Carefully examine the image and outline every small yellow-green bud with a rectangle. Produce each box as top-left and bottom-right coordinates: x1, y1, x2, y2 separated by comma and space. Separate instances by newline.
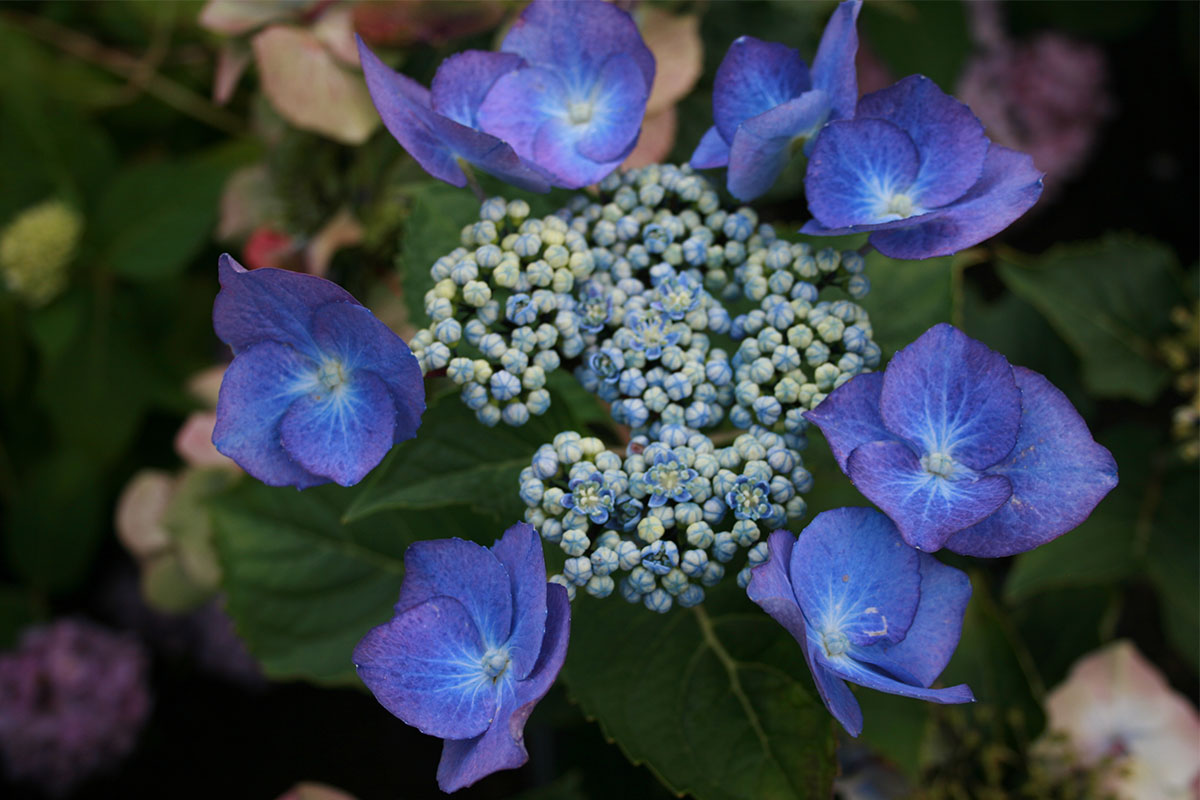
0, 200, 83, 307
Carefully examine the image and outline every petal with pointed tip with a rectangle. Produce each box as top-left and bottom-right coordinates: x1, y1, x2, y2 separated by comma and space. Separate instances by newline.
819, 652, 975, 705
945, 367, 1119, 557
804, 372, 893, 471
810, 0, 862, 122
847, 440, 1012, 552
712, 36, 810, 143
353, 595, 495, 740
690, 126, 730, 169
880, 323, 1021, 469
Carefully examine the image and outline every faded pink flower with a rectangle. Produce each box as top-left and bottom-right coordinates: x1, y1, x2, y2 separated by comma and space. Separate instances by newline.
1037, 640, 1200, 800
275, 782, 358, 800
624, 8, 703, 168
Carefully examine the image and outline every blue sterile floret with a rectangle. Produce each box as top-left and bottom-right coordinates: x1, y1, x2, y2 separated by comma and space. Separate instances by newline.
354, 523, 570, 791
748, 507, 975, 736
691, 0, 863, 200
561, 472, 617, 525
211, 255, 425, 489
805, 323, 1118, 556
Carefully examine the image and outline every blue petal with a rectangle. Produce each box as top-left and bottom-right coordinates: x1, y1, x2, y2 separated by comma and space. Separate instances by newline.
309, 302, 425, 445
809, 660, 865, 738
477, 66, 566, 161
851, 552, 970, 687
846, 441, 1012, 552
817, 651, 974, 705
689, 126, 730, 169
278, 369, 396, 487
358, 36, 549, 193
431, 50, 525, 128
869, 145, 1045, 260
436, 583, 570, 792
727, 90, 830, 201
803, 372, 892, 472
500, 0, 654, 92
879, 323, 1022, 469
213, 254, 356, 355
576, 53, 648, 163
357, 36, 468, 188
212, 340, 323, 488
945, 367, 1119, 557
856, 75, 988, 209
789, 508, 921, 647
533, 116, 631, 189
810, 0, 862, 122
799, 207, 947, 239
353, 595, 496, 740
712, 36, 810, 144
489, 522, 548, 681
394, 538, 513, 650
804, 118, 921, 229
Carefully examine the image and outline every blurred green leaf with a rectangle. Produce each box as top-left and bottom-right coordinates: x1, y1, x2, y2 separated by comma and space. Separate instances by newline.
563, 585, 836, 800
210, 479, 501, 686
4, 449, 106, 593
397, 183, 482, 321
1010, 587, 1111, 689
996, 236, 1186, 402
858, 251, 956, 357
93, 143, 257, 282
855, 690, 930, 780
27, 289, 86, 364
1144, 464, 1200, 669
0, 584, 40, 648
860, 1, 970, 89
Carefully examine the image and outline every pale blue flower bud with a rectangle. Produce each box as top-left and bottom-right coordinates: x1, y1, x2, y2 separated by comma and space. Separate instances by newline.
643, 588, 672, 613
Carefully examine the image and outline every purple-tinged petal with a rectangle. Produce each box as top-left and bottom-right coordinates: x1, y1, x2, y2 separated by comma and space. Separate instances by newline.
532, 116, 632, 189
575, 53, 648, 163
804, 372, 893, 472
790, 508, 920, 646
945, 367, 1119, 557
212, 340, 324, 489
213, 254, 356, 355
809, 659, 864, 737
358, 37, 549, 192
818, 652, 974, 705
488, 523, 548, 681
712, 36, 810, 144
857, 75, 988, 208
477, 66, 567, 160
879, 323, 1022, 469
309, 302, 425, 444
852, 553, 971, 687
357, 36, 468, 188
846, 441, 1012, 552
437, 584, 569, 792
869, 145, 1044, 260
431, 50, 524, 128
501, 0, 654, 92
353, 595, 495, 740
690, 126, 730, 169
727, 90, 830, 201
278, 369, 396, 487
799, 207, 947, 238
804, 118, 921, 229
394, 539, 514, 648
810, 0, 862, 122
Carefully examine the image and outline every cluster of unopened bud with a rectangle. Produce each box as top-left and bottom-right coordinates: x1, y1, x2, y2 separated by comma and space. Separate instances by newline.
0, 200, 83, 307
518, 423, 812, 613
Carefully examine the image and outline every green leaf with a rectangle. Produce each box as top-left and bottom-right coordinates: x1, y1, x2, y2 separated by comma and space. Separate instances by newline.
210, 479, 502, 686
996, 235, 1186, 402
859, 251, 956, 357
397, 183, 482, 321
563, 585, 836, 800
92, 142, 258, 282
1144, 464, 1200, 669
860, 1, 970, 90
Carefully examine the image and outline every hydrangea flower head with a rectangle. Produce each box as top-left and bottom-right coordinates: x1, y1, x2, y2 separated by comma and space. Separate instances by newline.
690, 0, 862, 200
0, 619, 151, 795
212, 254, 425, 488
747, 507, 974, 736
356, 37, 551, 192
478, 0, 655, 188
805, 323, 1118, 555
801, 75, 1044, 259
354, 522, 570, 792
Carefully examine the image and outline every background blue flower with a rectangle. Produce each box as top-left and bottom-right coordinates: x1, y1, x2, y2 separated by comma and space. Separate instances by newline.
805, 323, 1118, 555
748, 508, 974, 736
354, 523, 570, 792
212, 254, 424, 488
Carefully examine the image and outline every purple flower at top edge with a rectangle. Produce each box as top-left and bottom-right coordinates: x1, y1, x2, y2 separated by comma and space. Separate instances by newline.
212, 254, 425, 489
356, 37, 551, 193
804, 323, 1118, 556
353, 522, 570, 793
800, 75, 1044, 259
477, 0, 655, 189
690, 0, 862, 201
748, 508, 974, 737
